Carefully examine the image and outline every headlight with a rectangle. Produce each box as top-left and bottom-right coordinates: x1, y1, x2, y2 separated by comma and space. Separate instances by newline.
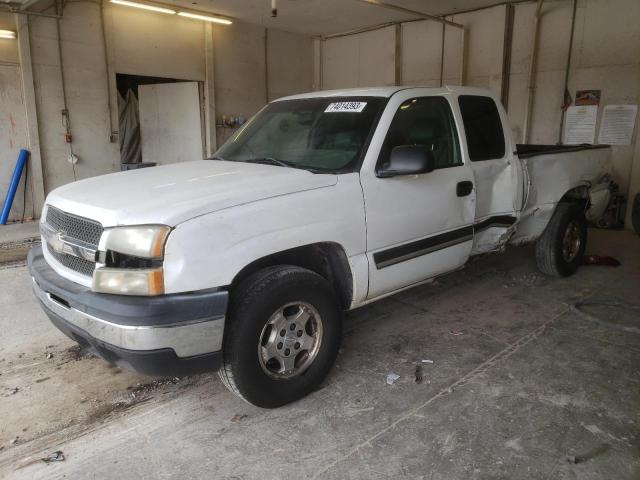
93, 225, 170, 295
93, 267, 164, 296
100, 225, 170, 259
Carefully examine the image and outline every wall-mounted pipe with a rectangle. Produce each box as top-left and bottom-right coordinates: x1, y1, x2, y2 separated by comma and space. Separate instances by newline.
500, 3, 515, 109
264, 27, 269, 102
459, 27, 466, 85
439, 21, 445, 87
99, 0, 116, 143
354, 0, 464, 29
394, 23, 402, 85
522, 0, 545, 144
0, 149, 29, 225
55, 0, 78, 180
319, 21, 396, 40
557, 0, 578, 144
318, 38, 324, 89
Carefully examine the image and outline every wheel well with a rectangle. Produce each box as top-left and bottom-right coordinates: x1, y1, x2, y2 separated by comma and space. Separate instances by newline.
230, 243, 353, 310
559, 185, 589, 209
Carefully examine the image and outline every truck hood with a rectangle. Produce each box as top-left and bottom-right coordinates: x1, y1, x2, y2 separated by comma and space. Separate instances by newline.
45, 160, 338, 227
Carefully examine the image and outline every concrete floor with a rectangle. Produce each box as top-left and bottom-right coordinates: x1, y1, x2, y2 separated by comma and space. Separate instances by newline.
0, 221, 40, 265
0, 229, 638, 479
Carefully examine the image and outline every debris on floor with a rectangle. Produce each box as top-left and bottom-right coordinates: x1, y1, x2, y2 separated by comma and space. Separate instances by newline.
421, 359, 434, 364
582, 255, 621, 267
386, 373, 400, 385
42, 451, 65, 463
126, 377, 183, 398
10, 436, 19, 445
449, 329, 465, 336
3, 386, 18, 396
65, 345, 94, 362
414, 365, 424, 384
231, 414, 248, 423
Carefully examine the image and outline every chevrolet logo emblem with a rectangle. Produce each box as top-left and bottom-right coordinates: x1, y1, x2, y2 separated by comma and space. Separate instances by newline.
40, 222, 98, 262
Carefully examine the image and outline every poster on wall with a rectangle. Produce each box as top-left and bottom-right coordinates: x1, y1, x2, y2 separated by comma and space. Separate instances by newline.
564, 105, 598, 145
597, 105, 638, 146
575, 90, 601, 106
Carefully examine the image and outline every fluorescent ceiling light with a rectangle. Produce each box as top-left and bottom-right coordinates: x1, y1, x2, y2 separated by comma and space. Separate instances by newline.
110, 0, 176, 14
177, 11, 232, 24
0, 29, 16, 40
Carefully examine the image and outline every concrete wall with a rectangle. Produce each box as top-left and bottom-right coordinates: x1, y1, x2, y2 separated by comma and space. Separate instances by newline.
0, 12, 31, 222
508, 0, 640, 226
0, 12, 18, 64
213, 24, 313, 146
0, 3, 313, 220
317, 0, 640, 228
213, 21, 267, 147
322, 26, 396, 89
267, 29, 313, 101
30, 3, 117, 194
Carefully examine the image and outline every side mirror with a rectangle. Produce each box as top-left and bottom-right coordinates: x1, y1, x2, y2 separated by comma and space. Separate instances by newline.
377, 145, 435, 178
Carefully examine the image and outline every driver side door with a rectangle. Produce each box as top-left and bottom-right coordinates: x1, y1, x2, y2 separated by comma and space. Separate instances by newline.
360, 92, 476, 299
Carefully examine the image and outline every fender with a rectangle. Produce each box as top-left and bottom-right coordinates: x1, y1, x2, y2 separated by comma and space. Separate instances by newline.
162, 173, 367, 294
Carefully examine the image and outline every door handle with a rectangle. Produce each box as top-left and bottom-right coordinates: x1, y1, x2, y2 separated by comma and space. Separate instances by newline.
456, 181, 473, 197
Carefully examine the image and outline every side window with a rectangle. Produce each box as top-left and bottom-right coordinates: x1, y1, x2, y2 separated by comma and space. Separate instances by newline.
458, 95, 505, 161
378, 96, 462, 170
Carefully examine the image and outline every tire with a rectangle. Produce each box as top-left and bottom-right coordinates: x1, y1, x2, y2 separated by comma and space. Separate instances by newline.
218, 265, 342, 408
535, 202, 587, 277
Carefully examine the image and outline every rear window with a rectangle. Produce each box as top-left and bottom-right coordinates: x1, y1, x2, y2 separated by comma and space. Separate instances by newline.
458, 95, 505, 161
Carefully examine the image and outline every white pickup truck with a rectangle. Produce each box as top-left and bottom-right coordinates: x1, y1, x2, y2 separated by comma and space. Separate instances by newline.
29, 86, 611, 407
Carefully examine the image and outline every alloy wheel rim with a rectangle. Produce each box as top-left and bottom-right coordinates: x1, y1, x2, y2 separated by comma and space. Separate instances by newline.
258, 302, 323, 379
562, 220, 582, 262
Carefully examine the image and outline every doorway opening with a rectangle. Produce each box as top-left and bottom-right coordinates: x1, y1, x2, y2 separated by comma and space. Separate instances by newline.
116, 73, 205, 169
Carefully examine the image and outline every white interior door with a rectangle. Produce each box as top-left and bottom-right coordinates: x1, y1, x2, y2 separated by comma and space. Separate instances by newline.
138, 82, 203, 165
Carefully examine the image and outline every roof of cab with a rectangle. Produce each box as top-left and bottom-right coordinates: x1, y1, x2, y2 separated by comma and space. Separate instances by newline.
275, 85, 494, 102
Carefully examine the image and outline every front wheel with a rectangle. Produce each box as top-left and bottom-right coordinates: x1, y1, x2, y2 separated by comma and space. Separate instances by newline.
535, 202, 587, 277
218, 265, 342, 408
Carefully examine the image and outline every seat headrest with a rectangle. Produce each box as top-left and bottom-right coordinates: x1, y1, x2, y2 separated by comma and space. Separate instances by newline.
407, 117, 441, 146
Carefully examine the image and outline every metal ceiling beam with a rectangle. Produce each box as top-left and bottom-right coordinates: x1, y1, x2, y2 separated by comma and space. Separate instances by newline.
354, 0, 464, 29
0, 4, 61, 18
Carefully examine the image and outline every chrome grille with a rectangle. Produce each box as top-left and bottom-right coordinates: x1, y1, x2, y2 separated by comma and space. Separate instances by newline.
46, 206, 103, 246
44, 206, 103, 277
48, 248, 97, 277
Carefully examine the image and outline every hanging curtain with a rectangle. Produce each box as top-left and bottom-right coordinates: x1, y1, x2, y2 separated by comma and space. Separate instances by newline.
118, 89, 142, 164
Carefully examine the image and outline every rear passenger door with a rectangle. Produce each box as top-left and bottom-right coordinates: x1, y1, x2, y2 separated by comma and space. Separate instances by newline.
360, 92, 476, 299
457, 94, 521, 254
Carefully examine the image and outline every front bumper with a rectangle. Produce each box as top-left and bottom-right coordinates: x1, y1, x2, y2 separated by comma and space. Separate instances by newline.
28, 245, 228, 376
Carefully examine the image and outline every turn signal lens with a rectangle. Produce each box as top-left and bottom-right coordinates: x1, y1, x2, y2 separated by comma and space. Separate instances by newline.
93, 267, 164, 296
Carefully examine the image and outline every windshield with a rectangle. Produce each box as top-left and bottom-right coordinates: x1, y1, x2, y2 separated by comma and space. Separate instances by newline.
215, 97, 386, 172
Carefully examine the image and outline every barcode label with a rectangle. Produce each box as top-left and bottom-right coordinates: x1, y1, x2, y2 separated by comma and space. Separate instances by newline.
324, 102, 367, 113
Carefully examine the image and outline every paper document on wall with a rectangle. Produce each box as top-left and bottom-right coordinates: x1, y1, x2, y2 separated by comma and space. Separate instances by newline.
597, 105, 638, 146
563, 105, 598, 145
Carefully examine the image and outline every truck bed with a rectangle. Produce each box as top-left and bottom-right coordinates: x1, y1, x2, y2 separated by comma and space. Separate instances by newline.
516, 144, 609, 159
509, 144, 611, 245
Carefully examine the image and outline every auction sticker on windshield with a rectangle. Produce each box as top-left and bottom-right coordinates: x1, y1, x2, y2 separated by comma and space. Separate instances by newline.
325, 102, 367, 113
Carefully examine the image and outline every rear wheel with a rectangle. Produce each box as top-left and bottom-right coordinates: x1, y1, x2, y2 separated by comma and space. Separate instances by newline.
219, 265, 342, 408
535, 203, 587, 277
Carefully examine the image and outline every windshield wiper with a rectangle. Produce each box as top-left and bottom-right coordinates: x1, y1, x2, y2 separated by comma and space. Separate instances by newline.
230, 156, 324, 174
244, 157, 296, 168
